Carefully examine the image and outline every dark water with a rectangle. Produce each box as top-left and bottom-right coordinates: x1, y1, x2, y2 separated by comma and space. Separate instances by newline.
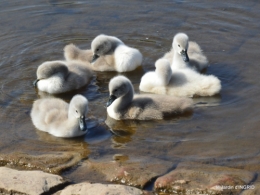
0, 0, 260, 188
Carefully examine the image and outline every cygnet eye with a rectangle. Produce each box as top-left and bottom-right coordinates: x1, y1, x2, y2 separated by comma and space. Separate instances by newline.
76, 110, 78, 113
178, 44, 180, 47
96, 48, 99, 52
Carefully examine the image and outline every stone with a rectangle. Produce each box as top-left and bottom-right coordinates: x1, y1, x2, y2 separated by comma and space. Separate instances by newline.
88, 156, 174, 189
154, 162, 255, 195
241, 181, 260, 195
0, 167, 68, 195
56, 182, 144, 195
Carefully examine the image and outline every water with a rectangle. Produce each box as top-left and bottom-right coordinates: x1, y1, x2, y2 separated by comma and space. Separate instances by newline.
0, 0, 260, 188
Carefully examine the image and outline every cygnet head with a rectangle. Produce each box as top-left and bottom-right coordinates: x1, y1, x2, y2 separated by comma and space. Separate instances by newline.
91, 34, 115, 63
106, 76, 133, 107
173, 33, 189, 62
33, 61, 68, 87
69, 95, 89, 131
155, 59, 172, 85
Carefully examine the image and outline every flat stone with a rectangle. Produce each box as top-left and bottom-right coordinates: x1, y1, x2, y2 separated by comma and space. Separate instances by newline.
154, 162, 255, 195
88, 155, 174, 189
241, 181, 260, 195
0, 167, 68, 195
56, 182, 144, 195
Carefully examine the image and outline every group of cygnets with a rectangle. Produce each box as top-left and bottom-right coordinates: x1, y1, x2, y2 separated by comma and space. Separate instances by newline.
30, 33, 221, 138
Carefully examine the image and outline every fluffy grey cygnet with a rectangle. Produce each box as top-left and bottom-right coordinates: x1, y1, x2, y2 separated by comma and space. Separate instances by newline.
162, 33, 208, 72
64, 34, 143, 72
106, 75, 193, 120
34, 60, 93, 94
139, 59, 221, 97
30, 95, 89, 138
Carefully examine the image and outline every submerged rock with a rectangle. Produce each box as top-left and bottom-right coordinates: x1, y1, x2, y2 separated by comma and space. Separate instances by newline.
0, 167, 68, 195
0, 139, 89, 174
88, 156, 174, 189
56, 182, 144, 195
154, 162, 255, 195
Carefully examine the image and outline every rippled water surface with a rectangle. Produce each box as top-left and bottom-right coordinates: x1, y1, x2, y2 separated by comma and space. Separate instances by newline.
0, 0, 260, 188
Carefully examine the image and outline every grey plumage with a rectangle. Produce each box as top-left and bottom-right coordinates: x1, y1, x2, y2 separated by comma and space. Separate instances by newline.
107, 76, 193, 120
34, 60, 93, 94
30, 95, 89, 138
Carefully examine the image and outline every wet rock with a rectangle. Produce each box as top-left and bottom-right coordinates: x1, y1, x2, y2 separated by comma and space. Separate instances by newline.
0, 167, 68, 195
55, 182, 144, 195
0, 151, 86, 174
88, 156, 174, 189
241, 181, 260, 195
154, 162, 255, 195
0, 139, 89, 174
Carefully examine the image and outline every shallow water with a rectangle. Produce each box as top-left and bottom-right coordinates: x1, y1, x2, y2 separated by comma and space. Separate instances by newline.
0, 0, 260, 189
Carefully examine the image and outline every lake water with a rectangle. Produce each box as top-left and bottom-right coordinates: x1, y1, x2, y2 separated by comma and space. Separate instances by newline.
0, 0, 260, 191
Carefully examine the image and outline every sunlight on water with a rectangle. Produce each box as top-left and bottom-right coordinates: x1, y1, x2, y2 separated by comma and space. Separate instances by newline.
0, 0, 260, 188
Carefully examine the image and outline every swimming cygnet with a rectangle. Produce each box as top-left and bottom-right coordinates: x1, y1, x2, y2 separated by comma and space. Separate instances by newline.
106, 75, 193, 120
162, 33, 208, 72
139, 59, 221, 97
64, 34, 143, 72
34, 60, 93, 94
30, 95, 89, 138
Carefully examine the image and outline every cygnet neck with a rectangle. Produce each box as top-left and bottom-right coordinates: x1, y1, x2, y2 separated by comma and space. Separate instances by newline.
115, 83, 134, 112
173, 49, 187, 69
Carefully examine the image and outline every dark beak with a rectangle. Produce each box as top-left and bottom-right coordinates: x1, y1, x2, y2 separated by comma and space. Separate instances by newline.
79, 116, 87, 131
33, 79, 40, 88
92, 54, 100, 63
180, 50, 189, 62
106, 95, 117, 107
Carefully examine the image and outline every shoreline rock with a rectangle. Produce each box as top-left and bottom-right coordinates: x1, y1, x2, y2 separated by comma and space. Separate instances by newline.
154, 162, 255, 195
0, 162, 258, 195
0, 167, 69, 195
54, 182, 144, 195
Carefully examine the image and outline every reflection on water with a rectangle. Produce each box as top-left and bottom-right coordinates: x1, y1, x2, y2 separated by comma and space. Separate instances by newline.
1, 0, 260, 187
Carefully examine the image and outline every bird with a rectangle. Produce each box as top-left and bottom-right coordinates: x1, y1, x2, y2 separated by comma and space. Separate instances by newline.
106, 75, 193, 120
30, 94, 89, 138
162, 32, 208, 72
33, 60, 93, 94
64, 34, 143, 72
139, 59, 221, 97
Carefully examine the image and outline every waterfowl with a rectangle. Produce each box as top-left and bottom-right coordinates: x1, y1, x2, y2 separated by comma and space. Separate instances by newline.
139, 59, 221, 97
106, 75, 193, 120
162, 33, 208, 72
30, 95, 89, 138
34, 60, 93, 94
64, 34, 143, 72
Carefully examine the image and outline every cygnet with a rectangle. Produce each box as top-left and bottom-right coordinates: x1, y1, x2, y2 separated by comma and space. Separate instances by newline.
30, 94, 89, 138
64, 34, 143, 72
106, 75, 193, 120
162, 32, 208, 72
34, 60, 93, 94
139, 59, 221, 97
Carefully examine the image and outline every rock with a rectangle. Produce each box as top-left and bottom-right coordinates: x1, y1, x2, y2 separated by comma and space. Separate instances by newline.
56, 182, 144, 195
154, 162, 255, 195
0, 135, 89, 175
0, 167, 68, 195
241, 181, 260, 195
88, 155, 174, 189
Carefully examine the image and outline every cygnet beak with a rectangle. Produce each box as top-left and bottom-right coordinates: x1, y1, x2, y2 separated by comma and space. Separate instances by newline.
92, 54, 100, 63
180, 50, 189, 62
79, 115, 87, 131
33, 79, 40, 88
106, 95, 117, 107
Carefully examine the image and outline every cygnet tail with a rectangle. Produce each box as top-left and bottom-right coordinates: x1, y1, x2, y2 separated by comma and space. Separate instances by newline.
139, 73, 167, 94
197, 75, 221, 96
115, 45, 142, 72
64, 44, 81, 61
